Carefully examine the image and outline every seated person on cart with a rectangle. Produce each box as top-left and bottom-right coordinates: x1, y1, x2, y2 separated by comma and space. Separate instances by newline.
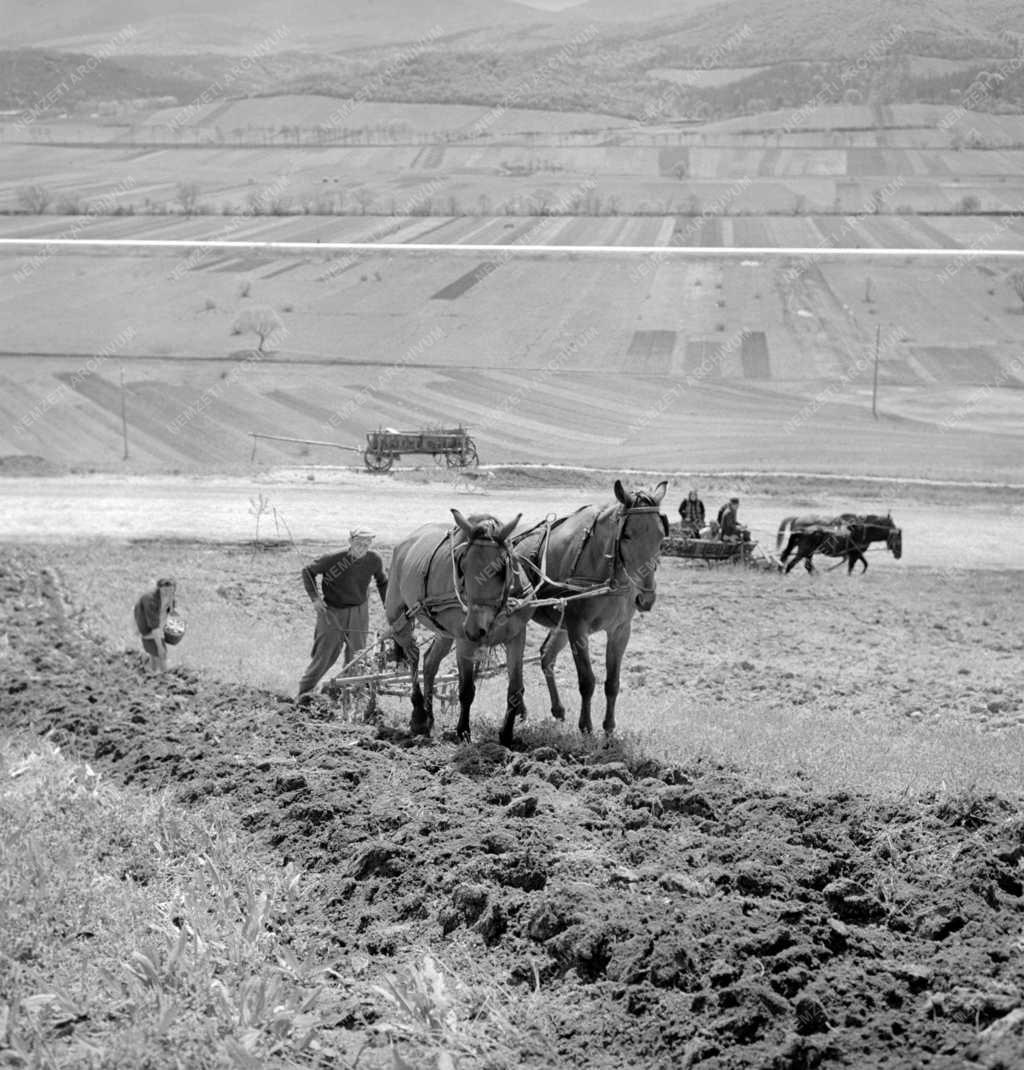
717, 497, 750, 542
678, 489, 706, 538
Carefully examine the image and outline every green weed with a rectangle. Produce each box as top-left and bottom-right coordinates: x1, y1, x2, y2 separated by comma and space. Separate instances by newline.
0, 735, 351, 1068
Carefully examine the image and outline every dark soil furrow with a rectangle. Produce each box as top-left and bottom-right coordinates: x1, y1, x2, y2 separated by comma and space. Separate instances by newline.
2, 547, 1022, 1069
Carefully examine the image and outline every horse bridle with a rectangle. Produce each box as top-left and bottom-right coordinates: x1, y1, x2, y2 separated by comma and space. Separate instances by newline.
608, 503, 668, 592
450, 530, 524, 613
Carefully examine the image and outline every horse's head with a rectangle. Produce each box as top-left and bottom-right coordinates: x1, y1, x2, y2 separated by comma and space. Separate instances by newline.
887, 525, 903, 559
613, 479, 669, 611
451, 509, 521, 641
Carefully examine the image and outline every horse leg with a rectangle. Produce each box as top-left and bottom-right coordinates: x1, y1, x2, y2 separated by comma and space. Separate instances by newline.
420, 635, 452, 737
601, 620, 631, 737
454, 640, 476, 742
393, 624, 427, 734
566, 620, 596, 735
540, 627, 569, 721
783, 542, 804, 574
498, 627, 528, 748
780, 534, 794, 564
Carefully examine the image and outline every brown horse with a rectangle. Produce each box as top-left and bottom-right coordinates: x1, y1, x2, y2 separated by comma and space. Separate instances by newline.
513, 480, 669, 737
385, 510, 534, 745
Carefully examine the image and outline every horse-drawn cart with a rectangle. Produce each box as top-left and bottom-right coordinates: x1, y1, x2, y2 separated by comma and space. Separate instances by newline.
661, 523, 780, 570
363, 426, 478, 473
661, 535, 756, 566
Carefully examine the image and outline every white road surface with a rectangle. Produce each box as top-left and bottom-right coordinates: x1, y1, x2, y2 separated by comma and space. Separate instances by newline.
0, 471, 1019, 571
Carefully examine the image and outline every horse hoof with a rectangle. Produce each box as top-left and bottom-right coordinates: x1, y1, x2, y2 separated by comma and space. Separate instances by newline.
410, 719, 432, 737
499, 732, 515, 748
551, 708, 565, 722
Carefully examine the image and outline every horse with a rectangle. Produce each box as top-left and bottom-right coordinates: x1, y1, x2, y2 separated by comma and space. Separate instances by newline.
777, 513, 903, 574
512, 480, 669, 737
385, 509, 534, 746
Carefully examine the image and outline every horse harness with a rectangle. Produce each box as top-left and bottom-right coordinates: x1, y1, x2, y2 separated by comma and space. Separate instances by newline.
515, 501, 666, 604
405, 526, 533, 632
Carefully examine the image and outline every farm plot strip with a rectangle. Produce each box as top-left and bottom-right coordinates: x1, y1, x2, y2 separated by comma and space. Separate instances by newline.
261, 260, 308, 279
54, 372, 228, 465
265, 388, 351, 428
627, 330, 677, 374
739, 331, 772, 380
910, 346, 1009, 385
431, 262, 499, 300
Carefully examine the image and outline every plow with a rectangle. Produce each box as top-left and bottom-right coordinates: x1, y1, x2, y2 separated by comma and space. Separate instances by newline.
318, 633, 541, 723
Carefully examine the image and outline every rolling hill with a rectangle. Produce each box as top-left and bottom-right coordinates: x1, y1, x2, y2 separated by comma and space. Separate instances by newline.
606, 0, 1024, 64
4, 0, 554, 51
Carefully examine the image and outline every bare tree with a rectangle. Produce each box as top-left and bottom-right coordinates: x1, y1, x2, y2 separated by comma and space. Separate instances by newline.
352, 187, 375, 215
232, 306, 284, 352
176, 182, 201, 216
1008, 269, 1024, 310
16, 184, 51, 214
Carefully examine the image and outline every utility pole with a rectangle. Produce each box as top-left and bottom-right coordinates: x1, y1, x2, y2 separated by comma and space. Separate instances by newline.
120, 366, 130, 460
871, 324, 881, 421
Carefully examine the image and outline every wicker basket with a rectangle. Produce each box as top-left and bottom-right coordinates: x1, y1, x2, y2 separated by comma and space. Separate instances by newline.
163, 612, 186, 646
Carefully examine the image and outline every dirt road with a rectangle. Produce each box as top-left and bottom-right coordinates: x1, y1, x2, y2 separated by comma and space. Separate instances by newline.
0, 469, 1020, 570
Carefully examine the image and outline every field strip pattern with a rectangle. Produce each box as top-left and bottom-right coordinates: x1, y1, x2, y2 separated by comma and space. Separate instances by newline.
6, 237, 1024, 259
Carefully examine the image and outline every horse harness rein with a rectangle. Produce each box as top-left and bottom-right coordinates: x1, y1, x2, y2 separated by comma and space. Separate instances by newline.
515, 502, 664, 610
405, 503, 666, 630
406, 527, 533, 631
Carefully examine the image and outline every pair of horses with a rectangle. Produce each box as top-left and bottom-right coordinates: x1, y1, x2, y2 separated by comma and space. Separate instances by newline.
385, 480, 669, 747
776, 513, 903, 574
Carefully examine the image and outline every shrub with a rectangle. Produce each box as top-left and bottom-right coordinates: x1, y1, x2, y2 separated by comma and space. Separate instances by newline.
1007, 269, 1024, 309
16, 184, 51, 214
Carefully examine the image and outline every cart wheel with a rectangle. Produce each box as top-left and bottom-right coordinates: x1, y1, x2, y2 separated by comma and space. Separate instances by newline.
446, 439, 479, 468
364, 449, 394, 473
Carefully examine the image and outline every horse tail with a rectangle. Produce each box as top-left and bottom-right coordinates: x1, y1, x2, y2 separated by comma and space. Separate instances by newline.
777, 517, 795, 552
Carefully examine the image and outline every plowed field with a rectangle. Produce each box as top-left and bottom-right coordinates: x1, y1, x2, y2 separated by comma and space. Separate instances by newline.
3, 537, 1023, 1068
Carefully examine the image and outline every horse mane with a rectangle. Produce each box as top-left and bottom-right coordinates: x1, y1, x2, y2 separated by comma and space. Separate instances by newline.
838, 512, 895, 528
